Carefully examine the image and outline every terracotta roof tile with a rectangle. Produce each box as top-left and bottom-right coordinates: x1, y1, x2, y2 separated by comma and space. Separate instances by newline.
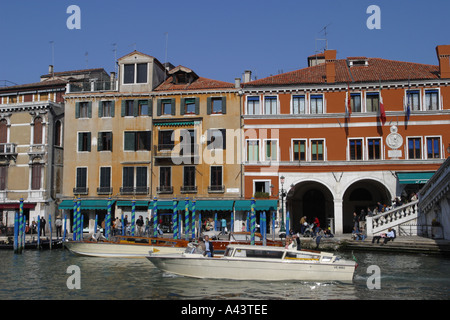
155, 76, 234, 91
244, 58, 440, 87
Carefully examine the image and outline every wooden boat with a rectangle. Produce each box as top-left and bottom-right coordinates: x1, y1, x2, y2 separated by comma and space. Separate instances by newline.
64, 232, 284, 258
64, 235, 188, 258
146, 244, 357, 282
0, 238, 63, 250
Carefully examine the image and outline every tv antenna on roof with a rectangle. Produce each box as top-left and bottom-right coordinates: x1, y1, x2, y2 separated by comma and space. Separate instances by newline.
315, 23, 331, 56
112, 43, 117, 74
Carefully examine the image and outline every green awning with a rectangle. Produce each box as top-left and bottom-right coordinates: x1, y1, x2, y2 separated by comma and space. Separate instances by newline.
154, 121, 195, 127
195, 200, 234, 211
397, 172, 435, 184
152, 200, 174, 210
117, 201, 149, 207
234, 200, 278, 211
58, 199, 115, 210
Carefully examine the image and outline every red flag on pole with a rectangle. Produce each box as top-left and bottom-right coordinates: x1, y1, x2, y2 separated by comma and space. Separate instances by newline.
379, 94, 386, 125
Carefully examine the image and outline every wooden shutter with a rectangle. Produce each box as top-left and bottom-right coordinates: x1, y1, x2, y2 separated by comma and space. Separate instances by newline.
75, 102, 80, 119
222, 97, 227, 114
171, 98, 176, 116
207, 97, 212, 115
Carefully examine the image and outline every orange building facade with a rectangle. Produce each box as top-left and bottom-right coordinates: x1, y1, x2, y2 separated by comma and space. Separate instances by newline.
241, 46, 450, 234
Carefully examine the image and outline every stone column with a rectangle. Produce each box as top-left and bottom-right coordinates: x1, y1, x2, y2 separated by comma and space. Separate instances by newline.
334, 198, 343, 235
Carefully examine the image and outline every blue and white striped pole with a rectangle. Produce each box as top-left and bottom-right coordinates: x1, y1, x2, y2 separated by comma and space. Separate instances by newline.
106, 197, 112, 239
121, 213, 124, 236
173, 198, 178, 239
81, 214, 84, 241
72, 198, 77, 240
18, 210, 23, 253
63, 214, 67, 242
272, 211, 276, 241
77, 197, 81, 240
131, 200, 136, 236
251, 198, 255, 245
13, 212, 18, 253
191, 200, 196, 239
49, 214, 52, 250
20, 198, 24, 252
153, 197, 158, 238
184, 197, 189, 241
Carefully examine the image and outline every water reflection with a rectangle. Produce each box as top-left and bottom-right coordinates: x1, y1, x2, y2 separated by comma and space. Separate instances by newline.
1, 249, 449, 300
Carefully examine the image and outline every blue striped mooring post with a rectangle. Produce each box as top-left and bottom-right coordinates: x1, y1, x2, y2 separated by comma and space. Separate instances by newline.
184, 197, 189, 240
251, 197, 256, 245
153, 197, 158, 238
72, 198, 77, 240
13, 212, 19, 253
131, 200, 136, 236
106, 197, 112, 239
191, 200, 196, 239
173, 198, 178, 240
49, 214, 52, 250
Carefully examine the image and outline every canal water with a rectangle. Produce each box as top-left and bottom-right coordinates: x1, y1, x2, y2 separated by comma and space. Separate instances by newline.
0, 248, 449, 300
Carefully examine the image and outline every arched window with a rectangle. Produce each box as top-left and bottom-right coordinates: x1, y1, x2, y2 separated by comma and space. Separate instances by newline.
33, 117, 43, 145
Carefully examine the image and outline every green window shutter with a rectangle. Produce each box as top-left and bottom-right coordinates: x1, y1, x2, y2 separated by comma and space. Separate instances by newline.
86, 132, 91, 152
77, 133, 82, 151
88, 102, 92, 118
121, 100, 126, 117
98, 101, 103, 118
148, 99, 152, 117
97, 132, 103, 151
207, 97, 212, 115
111, 101, 115, 117
133, 100, 139, 117
222, 97, 227, 114
75, 102, 80, 119
157, 99, 162, 116
171, 98, 176, 116
195, 97, 200, 115
180, 98, 185, 115
124, 132, 135, 151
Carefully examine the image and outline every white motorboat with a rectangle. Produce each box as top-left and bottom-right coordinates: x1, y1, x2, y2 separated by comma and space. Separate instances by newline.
64, 235, 187, 258
146, 244, 357, 282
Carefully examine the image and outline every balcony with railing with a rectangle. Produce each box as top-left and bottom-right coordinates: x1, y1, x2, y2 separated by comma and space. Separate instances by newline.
67, 80, 117, 93
208, 185, 225, 193
73, 187, 89, 195
180, 185, 198, 194
97, 186, 113, 195
0, 143, 17, 157
157, 186, 173, 194
120, 186, 149, 195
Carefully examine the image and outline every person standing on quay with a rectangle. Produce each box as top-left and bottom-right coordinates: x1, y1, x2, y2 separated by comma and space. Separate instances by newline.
55, 216, 62, 238
40, 216, 46, 236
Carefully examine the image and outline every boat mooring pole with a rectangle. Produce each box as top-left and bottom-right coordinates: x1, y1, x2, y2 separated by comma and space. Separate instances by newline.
13, 212, 19, 253
63, 214, 67, 242
153, 197, 158, 238
191, 200, 196, 239
184, 197, 189, 240
49, 214, 52, 250
37, 215, 41, 250
172, 198, 178, 240
251, 197, 255, 245
131, 200, 135, 236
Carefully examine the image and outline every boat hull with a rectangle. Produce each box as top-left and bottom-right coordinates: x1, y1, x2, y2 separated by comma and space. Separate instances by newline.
64, 241, 185, 258
147, 254, 356, 282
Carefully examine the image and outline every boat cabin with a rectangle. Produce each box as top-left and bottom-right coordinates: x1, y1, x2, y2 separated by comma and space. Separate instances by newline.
223, 245, 337, 263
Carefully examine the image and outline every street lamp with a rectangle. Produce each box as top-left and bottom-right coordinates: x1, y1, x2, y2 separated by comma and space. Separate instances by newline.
279, 176, 286, 233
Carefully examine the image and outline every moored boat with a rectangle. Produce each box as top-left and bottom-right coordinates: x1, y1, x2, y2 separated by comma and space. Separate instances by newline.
146, 244, 357, 282
64, 235, 188, 258
64, 232, 284, 258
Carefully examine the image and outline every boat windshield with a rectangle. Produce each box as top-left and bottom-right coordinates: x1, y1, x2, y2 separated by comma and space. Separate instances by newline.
284, 252, 320, 261
233, 248, 283, 259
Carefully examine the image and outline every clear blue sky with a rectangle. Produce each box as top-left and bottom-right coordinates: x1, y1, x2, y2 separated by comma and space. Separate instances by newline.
0, 0, 449, 85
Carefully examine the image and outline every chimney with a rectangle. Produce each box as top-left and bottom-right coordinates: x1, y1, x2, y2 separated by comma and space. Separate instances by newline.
436, 45, 450, 79
243, 70, 252, 83
110, 72, 116, 90
324, 50, 337, 83
235, 78, 241, 89
48, 65, 54, 76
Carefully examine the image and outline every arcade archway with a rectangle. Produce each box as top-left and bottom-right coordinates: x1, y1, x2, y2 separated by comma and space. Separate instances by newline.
342, 179, 392, 233
286, 181, 334, 233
